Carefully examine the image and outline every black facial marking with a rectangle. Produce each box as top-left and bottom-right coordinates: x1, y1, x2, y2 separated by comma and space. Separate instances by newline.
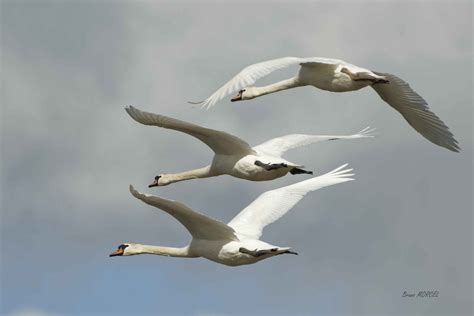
118, 244, 129, 250
154, 175, 161, 181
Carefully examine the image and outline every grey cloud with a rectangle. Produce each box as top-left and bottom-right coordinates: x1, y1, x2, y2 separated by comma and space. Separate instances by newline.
1, 1, 472, 315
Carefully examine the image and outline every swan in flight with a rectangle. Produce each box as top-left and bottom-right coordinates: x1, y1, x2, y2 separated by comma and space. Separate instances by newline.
190, 57, 459, 152
109, 165, 354, 266
125, 105, 373, 187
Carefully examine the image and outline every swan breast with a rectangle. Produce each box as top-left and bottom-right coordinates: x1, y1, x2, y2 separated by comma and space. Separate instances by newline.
191, 240, 260, 266
298, 63, 369, 92
231, 155, 290, 181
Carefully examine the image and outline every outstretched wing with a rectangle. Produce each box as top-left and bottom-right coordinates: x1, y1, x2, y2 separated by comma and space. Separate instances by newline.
125, 106, 253, 155
227, 164, 354, 240
190, 57, 343, 109
253, 127, 375, 157
372, 72, 459, 152
130, 185, 238, 241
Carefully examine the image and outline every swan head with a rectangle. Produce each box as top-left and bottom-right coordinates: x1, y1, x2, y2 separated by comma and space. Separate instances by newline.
231, 88, 256, 102
148, 175, 166, 187
109, 243, 131, 257
109, 243, 146, 257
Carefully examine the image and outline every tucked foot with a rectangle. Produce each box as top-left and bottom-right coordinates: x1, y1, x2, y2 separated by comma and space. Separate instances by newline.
255, 160, 288, 171
275, 249, 299, 256
341, 67, 389, 84
239, 247, 279, 257
290, 167, 313, 175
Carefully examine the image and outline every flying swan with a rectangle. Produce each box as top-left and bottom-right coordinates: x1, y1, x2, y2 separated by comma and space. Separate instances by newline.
190, 57, 459, 152
109, 164, 353, 266
125, 105, 373, 187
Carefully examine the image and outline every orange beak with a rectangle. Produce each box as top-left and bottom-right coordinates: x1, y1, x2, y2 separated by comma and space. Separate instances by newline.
109, 248, 124, 257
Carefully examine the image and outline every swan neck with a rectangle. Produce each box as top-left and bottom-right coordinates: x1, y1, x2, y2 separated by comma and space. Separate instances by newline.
165, 165, 213, 184
254, 77, 302, 97
136, 244, 194, 257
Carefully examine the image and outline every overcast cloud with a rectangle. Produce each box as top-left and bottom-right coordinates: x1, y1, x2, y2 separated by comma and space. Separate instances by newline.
1, 1, 472, 315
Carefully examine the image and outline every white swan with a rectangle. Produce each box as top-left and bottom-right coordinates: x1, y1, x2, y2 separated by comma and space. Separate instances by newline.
125, 105, 373, 187
109, 165, 354, 266
190, 57, 459, 152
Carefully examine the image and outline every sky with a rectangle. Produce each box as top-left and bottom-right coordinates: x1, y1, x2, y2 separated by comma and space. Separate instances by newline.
1, 1, 472, 315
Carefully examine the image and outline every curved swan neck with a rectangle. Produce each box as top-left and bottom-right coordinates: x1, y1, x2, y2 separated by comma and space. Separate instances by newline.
163, 166, 213, 185
253, 77, 303, 97
131, 244, 195, 257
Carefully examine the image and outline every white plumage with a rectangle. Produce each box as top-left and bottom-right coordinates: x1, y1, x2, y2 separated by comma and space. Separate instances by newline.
191, 56, 459, 152
110, 165, 354, 266
125, 105, 373, 186
228, 164, 353, 240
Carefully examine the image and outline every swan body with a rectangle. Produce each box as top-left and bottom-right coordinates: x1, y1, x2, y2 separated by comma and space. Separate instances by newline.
125, 106, 374, 186
110, 165, 354, 266
297, 62, 375, 92
211, 154, 291, 181
191, 57, 459, 152
189, 239, 285, 266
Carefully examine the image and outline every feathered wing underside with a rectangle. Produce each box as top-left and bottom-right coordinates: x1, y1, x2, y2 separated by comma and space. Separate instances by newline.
125, 106, 253, 155
191, 57, 343, 109
253, 127, 375, 157
129, 185, 237, 241
371, 72, 459, 152
227, 165, 354, 240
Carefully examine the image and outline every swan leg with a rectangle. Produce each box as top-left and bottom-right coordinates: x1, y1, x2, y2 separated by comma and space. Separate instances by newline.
341, 67, 389, 84
239, 247, 298, 257
239, 247, 279, 257
254, 160, 288, 171
290, 167, 313, 175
